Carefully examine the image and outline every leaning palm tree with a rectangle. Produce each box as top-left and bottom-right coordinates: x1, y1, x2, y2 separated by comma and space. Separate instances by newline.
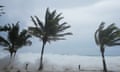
0, 22, 31, 62
28, 8, 72, 70
95, 22, 120, 72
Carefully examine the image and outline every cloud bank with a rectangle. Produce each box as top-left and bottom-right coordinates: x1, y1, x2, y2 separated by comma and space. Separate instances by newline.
0, 0, 120, 55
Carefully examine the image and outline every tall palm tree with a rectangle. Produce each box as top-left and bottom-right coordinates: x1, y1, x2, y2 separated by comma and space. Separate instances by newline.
0, 22, 32, 60
95, 22, 120, 72
28, 8, 72, 70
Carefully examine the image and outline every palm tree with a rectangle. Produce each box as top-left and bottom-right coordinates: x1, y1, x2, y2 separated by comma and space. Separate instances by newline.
28, 8, 72, 70
95, 22, 120, 72
0, 22, 32, 61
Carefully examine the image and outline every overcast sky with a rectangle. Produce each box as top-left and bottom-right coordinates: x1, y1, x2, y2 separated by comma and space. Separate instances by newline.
0, 0, 120, 56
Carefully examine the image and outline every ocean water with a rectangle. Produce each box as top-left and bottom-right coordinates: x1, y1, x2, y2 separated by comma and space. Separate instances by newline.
0, 53, 120, 72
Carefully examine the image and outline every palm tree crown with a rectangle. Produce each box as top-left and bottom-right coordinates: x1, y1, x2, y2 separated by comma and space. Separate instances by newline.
0, 22, 32, 58
29, 8, 72, 44
95, 22, 120, 48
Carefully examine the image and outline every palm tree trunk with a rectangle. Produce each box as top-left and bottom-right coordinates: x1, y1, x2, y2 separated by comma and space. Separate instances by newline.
100, 46, 107, 72
8, 46, 14, 66
38, 42, 46, 70
8, 52, 12, 65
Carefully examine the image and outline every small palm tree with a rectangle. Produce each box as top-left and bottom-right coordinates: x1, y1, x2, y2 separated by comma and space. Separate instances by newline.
0, 22, 32, 61
95, 22, 120, 72
28, 8, 72, 70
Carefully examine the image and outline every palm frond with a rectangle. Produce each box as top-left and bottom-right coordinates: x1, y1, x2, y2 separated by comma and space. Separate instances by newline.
0, 24, 11, 31
95, 22, 120, 47
45, 8, 50, 24
31, 16, 38, 27
48, 37, 66, 41
35, 16, 44, 30
55, 13, 62, 20
58, 25, 71, 32
56, 32, 72, 37
29, 8, 72, 43
59, 22, 67, 27
51, 10, 56, 18
104, 24, 118, 36
0, 36, 9, 46
94, 29, 100, 45
0, 5, 4, 8
8, 23, 19, 44
98, 22, 105, 31
20, 29, 27, 37
107, 42, 120, 46
28, 27, 43, 38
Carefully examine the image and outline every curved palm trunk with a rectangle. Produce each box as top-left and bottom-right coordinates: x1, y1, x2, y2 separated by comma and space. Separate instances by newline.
8, 44, 16, 67
8, 46, 14, 66
100, 45, 107, 72
8, 51, 13, 65
38, 42, 46, 70
6, 52, 13, 68
6, 46, 14, 68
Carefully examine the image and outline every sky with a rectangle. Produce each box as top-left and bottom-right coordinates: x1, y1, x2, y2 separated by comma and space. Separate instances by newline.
0, 0, 120, 56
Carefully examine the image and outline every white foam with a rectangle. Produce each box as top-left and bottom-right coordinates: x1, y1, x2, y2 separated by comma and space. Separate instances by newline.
0, 53, 120, 72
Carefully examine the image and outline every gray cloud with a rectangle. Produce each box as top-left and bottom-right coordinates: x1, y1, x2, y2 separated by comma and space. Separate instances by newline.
0, 0, 120, 55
